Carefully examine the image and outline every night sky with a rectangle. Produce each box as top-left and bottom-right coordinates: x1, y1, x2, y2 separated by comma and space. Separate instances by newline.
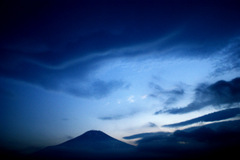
1, 0, 240, 153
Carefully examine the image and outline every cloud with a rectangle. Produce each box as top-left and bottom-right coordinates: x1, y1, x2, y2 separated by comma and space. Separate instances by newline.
165, 77, 240, 114
137, 122, 159, 128
0, 54, 129, 99
1, 1, 240, 100
212, 37, 240, 76
149, 82, 185, 113
146, 122, 158, 128
66, 80, 127, 99
141, 95, 148, 99
136, 120, 240, 159
127, 95, 135, 103
99, 110, 137, 121
123, 132, 170, 140
163, 107, 240, 127
149, 83, 184, 100
99, 115, 125, 121
0, 1, 186, 67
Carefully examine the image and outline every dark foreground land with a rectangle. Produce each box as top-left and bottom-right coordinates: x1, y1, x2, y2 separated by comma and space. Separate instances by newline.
1, 120, 240, 160
1, 148, 239, 160
1, 144, 240, 160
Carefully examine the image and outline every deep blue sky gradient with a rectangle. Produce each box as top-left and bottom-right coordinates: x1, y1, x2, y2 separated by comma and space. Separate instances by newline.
0, 0, 240, 152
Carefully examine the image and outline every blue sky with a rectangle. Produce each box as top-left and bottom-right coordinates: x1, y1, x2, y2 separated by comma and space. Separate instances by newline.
0, 0, 240, 151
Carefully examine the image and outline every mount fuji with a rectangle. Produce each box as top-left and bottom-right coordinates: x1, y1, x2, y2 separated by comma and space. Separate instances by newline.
34, 130, 137, 160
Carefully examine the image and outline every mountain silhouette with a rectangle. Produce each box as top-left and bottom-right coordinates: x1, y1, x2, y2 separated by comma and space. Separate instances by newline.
26, 122, 240, 160
34, 130, 136, 160
58, 130, 134, 151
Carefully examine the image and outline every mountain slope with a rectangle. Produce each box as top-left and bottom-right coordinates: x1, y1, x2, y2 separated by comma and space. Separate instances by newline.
58, 130, 134, 152
34, 130, 136, 160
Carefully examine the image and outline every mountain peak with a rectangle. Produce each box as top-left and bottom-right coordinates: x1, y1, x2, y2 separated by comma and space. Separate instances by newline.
84, 130, 105, 135
78, 130, 112, 141
36, 130, 136, 159
58, 130, 134, 151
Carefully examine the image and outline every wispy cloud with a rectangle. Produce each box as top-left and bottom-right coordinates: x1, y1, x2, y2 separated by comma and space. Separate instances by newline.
149, 82, 185, 114
141, 95, 148, 100
212, 37, 240, 77
99, 110, 137, 121
127, 95, 135, 103
66, 80, 127, 99
99, 115, 125, 121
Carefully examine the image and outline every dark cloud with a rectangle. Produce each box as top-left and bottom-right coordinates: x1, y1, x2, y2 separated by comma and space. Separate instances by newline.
0, 0, 185, 66
149, 82, 185, 113
149, 83, 184, 98
99, 115, 125, 121
1, 0, 240, 59
123, 132, 170, 140
154, 110, 164, 115
165, 77, 240, 114
146, 122, 158, 128
136, 120, 240, 159
163, 107, 240, 127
